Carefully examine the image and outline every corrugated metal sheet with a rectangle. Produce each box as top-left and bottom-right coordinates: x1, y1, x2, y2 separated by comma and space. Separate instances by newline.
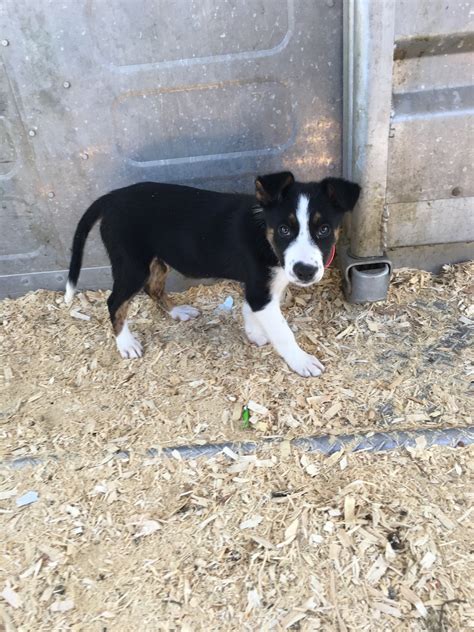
388, 0, 474, 249
343, 0, 473, 273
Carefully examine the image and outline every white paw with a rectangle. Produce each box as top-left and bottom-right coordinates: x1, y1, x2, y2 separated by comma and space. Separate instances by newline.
242, 301, 269, 346
169, 305, 200, 322
116, 323, 143, 359
245, 324, 269, 347
64, 280, 75, 305
117, 336, 143, 359
286, 349, 325, 377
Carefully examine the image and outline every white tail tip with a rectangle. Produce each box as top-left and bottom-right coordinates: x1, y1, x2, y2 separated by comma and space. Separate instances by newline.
64, 280, 76, 305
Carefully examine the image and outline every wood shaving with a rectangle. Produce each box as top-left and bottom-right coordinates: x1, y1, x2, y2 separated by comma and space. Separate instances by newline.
1, 586, 22, 609
0, 264, 472, 459
0, 263, 472, 629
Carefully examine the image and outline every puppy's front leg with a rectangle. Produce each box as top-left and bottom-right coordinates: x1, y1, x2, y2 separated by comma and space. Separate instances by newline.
251, 299, 325, 377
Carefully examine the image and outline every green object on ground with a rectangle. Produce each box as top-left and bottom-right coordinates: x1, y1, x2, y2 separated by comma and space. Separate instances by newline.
241, 405, 251, 429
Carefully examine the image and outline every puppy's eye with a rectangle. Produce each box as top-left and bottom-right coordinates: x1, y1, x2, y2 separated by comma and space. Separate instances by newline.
278, 225, 291, 237
317, 224, 331, 238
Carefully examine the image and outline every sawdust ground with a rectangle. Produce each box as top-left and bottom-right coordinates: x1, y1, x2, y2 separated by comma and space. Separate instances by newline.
0, 263, 473, 630
0, 264, 472, 461
1, 444, 473, 630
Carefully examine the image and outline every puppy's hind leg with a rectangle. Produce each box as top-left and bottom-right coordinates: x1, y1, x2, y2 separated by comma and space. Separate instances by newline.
145, 257, 200, 322
108, 267, 146, 359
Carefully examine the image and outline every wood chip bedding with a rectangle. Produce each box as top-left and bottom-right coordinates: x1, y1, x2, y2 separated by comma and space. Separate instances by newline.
0, 264, 472, 459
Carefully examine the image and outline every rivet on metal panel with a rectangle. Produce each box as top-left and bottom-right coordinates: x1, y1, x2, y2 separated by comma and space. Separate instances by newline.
28, 129, 36, 137
47, 191, 55, 199
1, 39, 9, 47
80, 152, 89, 160
63, 81, 71, 89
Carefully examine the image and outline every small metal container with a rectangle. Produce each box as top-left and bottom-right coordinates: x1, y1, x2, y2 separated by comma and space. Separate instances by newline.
338, 244, 392, 304
348, 263, 391, 303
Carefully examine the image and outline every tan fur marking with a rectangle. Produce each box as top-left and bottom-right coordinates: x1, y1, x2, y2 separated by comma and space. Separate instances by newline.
312, 211, 322, 224
159, 293, 174, 312
255, 173, 294, 205
280, 173, 294, 192
266, 227, 278, 256
145, 257, 176, 313
255, 180, 267, 205
334, 227, 342, 242
145, 258, 167, 298
288, 213, 297, 227
113, 300, 130, 335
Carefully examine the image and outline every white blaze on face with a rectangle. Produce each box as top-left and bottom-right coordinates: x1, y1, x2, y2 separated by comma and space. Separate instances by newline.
283, 194, 324, 284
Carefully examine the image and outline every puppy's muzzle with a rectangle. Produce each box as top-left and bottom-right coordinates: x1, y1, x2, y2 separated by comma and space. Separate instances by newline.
293, 262, 318, 284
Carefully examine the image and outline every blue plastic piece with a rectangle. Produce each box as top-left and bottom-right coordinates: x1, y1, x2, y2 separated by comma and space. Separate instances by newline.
16, 490, 39, 506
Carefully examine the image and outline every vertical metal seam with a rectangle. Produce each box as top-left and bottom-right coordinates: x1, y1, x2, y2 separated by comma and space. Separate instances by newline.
343, 0, 396, 259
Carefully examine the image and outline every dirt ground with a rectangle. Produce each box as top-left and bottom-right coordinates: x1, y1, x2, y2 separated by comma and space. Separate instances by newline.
0, 262, 473, 630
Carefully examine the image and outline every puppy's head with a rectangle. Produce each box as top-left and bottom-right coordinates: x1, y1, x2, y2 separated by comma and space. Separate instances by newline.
256, 171, 361, 286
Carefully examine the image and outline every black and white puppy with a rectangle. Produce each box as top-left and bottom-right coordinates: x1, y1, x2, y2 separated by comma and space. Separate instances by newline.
65, 172, 360, 377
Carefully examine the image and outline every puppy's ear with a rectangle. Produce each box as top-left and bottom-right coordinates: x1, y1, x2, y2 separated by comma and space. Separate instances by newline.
321, 177, 361, 212
255, 171, 294, 206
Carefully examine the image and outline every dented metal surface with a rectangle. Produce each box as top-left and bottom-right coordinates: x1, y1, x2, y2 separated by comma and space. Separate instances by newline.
0, 0, 344, 298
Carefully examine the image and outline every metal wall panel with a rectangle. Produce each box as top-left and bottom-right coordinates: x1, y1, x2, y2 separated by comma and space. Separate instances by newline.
343, 0, 473, 277
387, 0, 474, 252
0, 0, 343, 297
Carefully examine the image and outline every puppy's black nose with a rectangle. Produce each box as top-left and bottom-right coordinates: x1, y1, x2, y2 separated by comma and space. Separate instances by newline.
293, 262, 317, 283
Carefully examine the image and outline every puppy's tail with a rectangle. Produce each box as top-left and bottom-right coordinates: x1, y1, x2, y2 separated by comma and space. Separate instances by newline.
65, 198, 104, 304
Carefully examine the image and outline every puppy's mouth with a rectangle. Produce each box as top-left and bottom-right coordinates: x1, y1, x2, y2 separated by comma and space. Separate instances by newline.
286, 270, 325, 287
292, 279, 317, 287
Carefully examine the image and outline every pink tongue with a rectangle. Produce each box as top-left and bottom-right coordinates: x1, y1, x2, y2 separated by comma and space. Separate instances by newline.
325, 245, 336, 269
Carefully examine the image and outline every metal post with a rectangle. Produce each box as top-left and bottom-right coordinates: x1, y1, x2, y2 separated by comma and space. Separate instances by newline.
341, 0, 395, 302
